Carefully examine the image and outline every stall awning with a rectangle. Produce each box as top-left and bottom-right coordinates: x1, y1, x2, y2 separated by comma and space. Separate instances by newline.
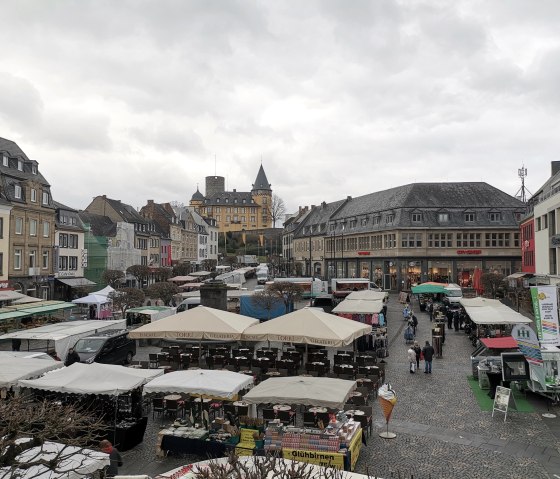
16, 303, 76, 315
56, 277, 96, 287
0, 290, 26, 301
480, 337, 518, 349
0, 310, 30, 321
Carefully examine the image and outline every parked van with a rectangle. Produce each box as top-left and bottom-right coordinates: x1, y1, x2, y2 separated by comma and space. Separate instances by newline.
74, 330, 136, 365
443, 283, 463, 304
176, 297, 201, 313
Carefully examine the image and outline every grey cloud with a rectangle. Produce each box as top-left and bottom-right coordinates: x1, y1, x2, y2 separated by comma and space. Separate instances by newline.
0, 73, 43, 128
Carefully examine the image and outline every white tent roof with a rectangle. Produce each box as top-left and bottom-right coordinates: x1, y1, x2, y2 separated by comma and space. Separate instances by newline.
243, 376, 357, 409
0, 357, 63, 389
72, 293, 111, 306
143, 369, 254, 399
128, 306, 258, 340
0, 351, 55, 361
19, 362, 163, 395
93, 285, 116, 297
332, 299, 384, 314
12, 295, 44, 304
460, 297, 504, 308
345, 290, 389, 301
0, 441, 110, 479
0, 290, 26, 301
241, 307, 371, 347
459, 298, 532, 325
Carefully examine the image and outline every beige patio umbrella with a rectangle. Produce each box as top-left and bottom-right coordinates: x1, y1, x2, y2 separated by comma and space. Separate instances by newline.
128, 305, 258, 340
241, 307, 371, 347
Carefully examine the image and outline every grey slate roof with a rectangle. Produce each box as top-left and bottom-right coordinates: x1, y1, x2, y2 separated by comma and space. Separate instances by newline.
78, 211, 117, 237
105, 197, 148, 224
252, 164, 271, 191
53, 200, 85, 231
191, 187, 205, 202
205, 191, 254, 205
296, 182, 525, 237
0, 137, 50, 186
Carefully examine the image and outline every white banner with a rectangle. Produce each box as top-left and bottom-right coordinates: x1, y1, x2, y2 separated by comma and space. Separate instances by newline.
530, 285, 560, 347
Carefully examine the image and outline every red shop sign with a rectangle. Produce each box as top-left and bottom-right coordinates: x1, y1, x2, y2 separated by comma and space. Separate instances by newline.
457, 250, 482, 255
357, 251, 371, 256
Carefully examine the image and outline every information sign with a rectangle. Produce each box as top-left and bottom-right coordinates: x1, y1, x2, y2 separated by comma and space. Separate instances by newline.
282, 449, 345, 470
492, 386, 511, 422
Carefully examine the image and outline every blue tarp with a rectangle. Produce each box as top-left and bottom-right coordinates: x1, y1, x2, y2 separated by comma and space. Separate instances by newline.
239, 296, 290, 321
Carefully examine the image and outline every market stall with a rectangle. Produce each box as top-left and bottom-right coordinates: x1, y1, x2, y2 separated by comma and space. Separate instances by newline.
72, 293, 113, 319
242, 376, 362, 471
125, 306, 176, 326
0, 356, 63, 398
128, 306, 258, 341
0, 319, 125, 361
471, 337, 519, 379
0, 441, 110, 479
19, 363, 162, 451
144, 369, 255, 458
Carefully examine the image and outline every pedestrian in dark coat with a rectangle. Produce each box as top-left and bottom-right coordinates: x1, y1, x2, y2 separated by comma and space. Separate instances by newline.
411, 315, 418, 335
446, 308, 453, 329
64, 347, 80, 366
453, 311, 460, 331
412, 341, 421, 369
422, 341, 435, 374
99, 440, 123, 477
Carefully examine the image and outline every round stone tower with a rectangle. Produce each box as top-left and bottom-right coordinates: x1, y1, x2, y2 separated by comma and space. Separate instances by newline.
206, 176, 225, 197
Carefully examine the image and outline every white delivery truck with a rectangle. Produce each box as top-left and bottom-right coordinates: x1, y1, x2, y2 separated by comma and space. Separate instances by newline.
331, 278, 379, 299
443, 283, 463, 304
272, 277, 328, 299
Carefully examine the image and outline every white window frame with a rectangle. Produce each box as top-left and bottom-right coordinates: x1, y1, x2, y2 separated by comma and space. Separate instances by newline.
14, 184, 21, 199
14, 249, 22, 270
30, 188, 37, 202
42, 250, 49, 269
43, 221, 50, 237
17, 159, 23, 171
2, 155, 8, 167
42, 191, 49, 205
438, 213, 449, 222
29, 219, 37, 237
15, 217, 23, 235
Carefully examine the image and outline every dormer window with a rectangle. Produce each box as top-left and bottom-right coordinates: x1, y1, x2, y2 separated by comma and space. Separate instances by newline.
385, 214, 394, 224
350, 219, 357, 228
234, 198, 238, 204
242, 199, 246, 204
2, 155, 8, 167
216, 198, 220, 203
30, 188, 37, 202
465, 213, 475, 222
32, 164, 37, 174
489, 212, 502, 222
412, 213, 422, 223
438, 213, 449, 223
14, 184, 22, 199
225, 198, 229, 203
17, 159, 23, 171
373, 216, 380, 226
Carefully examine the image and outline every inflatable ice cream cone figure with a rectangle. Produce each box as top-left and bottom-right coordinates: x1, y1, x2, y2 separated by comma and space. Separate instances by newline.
378, 384, 397, 438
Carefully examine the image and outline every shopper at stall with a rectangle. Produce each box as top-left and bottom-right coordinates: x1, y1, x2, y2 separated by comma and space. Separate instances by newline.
412, 341, 421, 369
453, 310, 460, 332
407, 346, 416, 373
99, 440, 123, 477
446, 307, 453, 329
423, 341, 435, 374
64, 347, 80, 366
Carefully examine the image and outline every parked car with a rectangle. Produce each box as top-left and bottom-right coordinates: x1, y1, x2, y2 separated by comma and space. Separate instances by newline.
74, 330, 136, 365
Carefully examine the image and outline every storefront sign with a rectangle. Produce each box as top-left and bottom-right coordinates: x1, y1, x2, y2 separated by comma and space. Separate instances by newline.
512, 324, 543, 367
357, 252, 370, 256
282, 449, 345, 470
349, 428, 363, 471
0, 281, 9, 289
531, 286, 560, 346
456, 250, 482, 255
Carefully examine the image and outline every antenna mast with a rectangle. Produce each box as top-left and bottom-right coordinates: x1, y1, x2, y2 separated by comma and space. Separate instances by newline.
515, 165, 532, 203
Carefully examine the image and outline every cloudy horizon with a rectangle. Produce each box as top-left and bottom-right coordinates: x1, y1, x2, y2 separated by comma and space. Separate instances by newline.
0, 0, 557, 214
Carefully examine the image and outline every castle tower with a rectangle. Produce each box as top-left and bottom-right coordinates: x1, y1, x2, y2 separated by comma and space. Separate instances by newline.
206, 175, 225, 197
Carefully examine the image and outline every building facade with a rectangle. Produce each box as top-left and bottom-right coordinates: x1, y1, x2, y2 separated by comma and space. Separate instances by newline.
291, 183, 525, 291
0, 138, 56, 298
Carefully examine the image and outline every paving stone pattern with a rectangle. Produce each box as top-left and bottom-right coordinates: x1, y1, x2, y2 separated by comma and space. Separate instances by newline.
122, 295, 560, 478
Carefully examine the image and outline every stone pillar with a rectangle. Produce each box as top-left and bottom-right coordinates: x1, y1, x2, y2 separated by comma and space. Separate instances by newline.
200, 280, 228, 311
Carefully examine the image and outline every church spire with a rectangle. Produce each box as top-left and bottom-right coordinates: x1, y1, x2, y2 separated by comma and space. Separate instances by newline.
252, 164, 271, 192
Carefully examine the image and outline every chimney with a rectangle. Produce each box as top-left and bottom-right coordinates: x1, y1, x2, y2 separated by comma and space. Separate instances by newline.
233, 189, 236, 193
347, 195, 352, 201
552, 161, 560, 177
148, 200, 154, 205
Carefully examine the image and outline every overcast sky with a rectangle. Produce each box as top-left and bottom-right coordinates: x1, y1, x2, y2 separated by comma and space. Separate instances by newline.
0, 0, 558, 215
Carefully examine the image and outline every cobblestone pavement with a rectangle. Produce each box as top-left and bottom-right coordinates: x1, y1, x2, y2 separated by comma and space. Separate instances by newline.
121, 295, 560, 478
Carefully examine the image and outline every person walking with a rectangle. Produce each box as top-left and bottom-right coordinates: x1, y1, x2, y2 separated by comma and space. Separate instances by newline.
427, 300, 433, 322
407, 346, 416, 373
11, 338, 21, 351
453, 310, 460, 332
64, 347, 80, 366
99, 440, 123, 477
411, 314, 418, 335
446, 307, 453, 330
422, 340, 435, 374
412, 341, 421, 369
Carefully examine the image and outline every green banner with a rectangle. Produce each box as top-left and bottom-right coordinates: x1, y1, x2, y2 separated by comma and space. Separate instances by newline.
530, 286, 543, 341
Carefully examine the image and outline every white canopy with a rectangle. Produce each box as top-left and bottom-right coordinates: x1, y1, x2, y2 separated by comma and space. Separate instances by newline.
345, 290, 389, 301
93, 285, 116, 297
128, 306, 258, 340
72, 293, 111, 306
0, 319, 126, 360
241, 307, 371, 347
19, 362, 163, 395
243, 376, 357, 409
459, 298, 531, 325
0, 357, 63, 389
0, 441, 110, 479
0, 290, 26, 301
143, 369, 253, 399
332, 299, 384, 314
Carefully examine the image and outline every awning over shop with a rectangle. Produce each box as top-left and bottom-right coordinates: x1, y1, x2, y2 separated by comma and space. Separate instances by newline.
56, 277, 96, 287
506, 272, 532, 280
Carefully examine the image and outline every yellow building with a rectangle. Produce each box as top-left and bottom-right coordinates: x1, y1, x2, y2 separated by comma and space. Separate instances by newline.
189, 165, 272, 234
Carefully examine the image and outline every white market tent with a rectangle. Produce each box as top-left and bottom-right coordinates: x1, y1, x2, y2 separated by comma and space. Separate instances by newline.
0, 319, 126, 361
0, 441, 110, 479
345, 290, 389, 301
241, 307, 371, 347
243, 376, 357, 409
143, 369, 253, 399
72, 293, 111, 307
128, 306, 258, 340
0, 357, 63, 390
332, 299, 384, 314
93, 285, 116, 297
19, 362, 163, 395
459, 298, 531, 325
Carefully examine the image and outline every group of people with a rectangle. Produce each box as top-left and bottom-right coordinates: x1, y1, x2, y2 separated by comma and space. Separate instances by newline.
407, 340, 435, 374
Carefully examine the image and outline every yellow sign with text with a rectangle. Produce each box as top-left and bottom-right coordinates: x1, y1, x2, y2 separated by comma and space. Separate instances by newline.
282, 448, 345, 470
349, 428, 363, 471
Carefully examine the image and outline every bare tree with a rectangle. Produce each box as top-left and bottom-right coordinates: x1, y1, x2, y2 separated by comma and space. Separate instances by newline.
251, 289, 284, 320
146, 282, 179, 306
172, 262, 192, 277
0, 397, 108, 476
109, 288, 145, 317
268, 194, 286, 228
102, 269, 125, 288
126, 265, 151, 288
266, 281, 303, 313
481, 272, 506, 299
